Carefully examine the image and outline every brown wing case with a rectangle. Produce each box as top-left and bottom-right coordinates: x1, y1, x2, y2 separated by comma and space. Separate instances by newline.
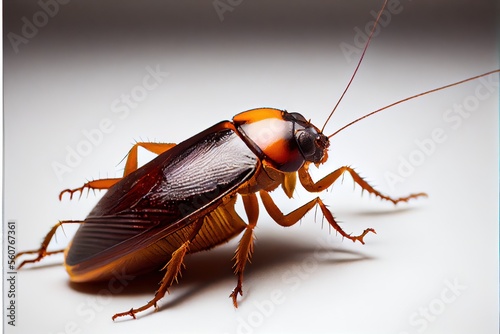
65, 122, 258, 271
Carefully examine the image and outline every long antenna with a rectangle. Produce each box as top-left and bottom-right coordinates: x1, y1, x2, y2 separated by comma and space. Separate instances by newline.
328, 69, 500, 138
321, 0, 389, 133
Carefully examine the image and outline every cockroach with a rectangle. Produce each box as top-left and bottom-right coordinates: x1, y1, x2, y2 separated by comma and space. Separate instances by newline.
16, 0, 499, 321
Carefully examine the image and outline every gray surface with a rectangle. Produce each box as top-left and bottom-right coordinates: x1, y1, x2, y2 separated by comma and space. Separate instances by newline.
4, 1, 499, 333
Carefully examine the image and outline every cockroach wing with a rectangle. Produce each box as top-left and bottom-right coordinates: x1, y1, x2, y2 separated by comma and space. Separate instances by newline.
65, 122, 258, 279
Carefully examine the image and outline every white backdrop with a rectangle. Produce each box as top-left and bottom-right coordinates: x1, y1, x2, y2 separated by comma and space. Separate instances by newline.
4, 1, 498, 333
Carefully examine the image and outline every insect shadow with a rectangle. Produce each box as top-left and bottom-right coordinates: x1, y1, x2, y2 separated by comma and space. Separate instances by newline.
67, 229, 373, 311
339, 205, 422, 217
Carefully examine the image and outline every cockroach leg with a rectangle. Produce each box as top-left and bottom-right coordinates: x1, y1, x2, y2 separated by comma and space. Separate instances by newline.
230, 193, 259, 307
59, 142, 176, 200
16, 220, 83, 269
112, 243, 190, 320
112, 218, 203, 321
299, 163, 427, 204
259, 190, 375, 244
316, 200, 376, 244
59, 178, 122, 200
122, 142, 176, 176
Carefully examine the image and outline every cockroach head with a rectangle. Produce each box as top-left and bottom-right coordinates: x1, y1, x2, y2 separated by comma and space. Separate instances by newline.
285, 112, 330, 165
234, 108, 330, 172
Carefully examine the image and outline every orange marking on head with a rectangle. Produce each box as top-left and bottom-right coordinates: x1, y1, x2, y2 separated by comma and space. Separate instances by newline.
233, 108, 284, 124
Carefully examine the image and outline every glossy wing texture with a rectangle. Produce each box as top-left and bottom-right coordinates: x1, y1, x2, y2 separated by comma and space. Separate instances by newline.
66, 122, 258, 267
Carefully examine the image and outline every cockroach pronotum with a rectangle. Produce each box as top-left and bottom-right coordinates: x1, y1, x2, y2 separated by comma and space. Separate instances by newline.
15, 0, 499, 321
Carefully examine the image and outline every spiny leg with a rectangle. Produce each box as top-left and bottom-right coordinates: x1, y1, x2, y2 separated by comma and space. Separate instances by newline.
299, 163, 427, 204
111, 243, 189, 320
122, 142, 176, 175
230, 193, 259, 307
260, 190, 374, 244
16, 220, 83, 269
59, 142, 176, 200
112, 219, 203, 320
59, 178, 121, 200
